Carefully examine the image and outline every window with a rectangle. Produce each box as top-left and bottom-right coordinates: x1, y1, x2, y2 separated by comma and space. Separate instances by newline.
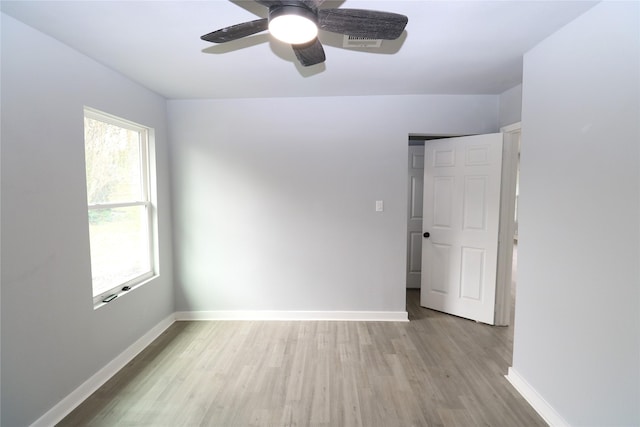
84, 108, 156, 305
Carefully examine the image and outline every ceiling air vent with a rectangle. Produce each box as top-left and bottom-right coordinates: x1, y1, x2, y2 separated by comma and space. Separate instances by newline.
343, 35, 383, 48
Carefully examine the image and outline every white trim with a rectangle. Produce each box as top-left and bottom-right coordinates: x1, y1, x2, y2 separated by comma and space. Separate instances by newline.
84, 106, 148, 132
494, 123, 521, 325
500, 121, 522, 133
88, 201, 149, 210
506, 367, 569, 427
30, 314, 176, 427
93, 272, 157, 308
175, 310, 409, 322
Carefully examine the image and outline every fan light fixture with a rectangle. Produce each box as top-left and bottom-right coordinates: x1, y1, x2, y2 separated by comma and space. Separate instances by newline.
201, 1, 409, 67
268, 5, 318, 45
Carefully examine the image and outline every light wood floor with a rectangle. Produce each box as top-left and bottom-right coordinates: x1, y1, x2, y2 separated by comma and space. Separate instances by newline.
58, 290, 545, 427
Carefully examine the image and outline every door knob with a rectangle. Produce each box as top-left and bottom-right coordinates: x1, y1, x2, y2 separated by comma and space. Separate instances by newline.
423, 232, 430, 238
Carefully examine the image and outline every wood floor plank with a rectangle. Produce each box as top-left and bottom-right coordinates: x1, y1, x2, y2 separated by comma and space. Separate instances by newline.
58, 290, 547, 427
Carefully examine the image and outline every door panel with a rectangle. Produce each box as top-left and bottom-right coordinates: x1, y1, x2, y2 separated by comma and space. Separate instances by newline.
408, 232, 423, 282
429, 243, 452, 294
420, 134, 503, 324
463, 176, 487, 230
460, 247, 485, 300
433, 177, 454, 228
434, 148, 455, 166
410, 175, 424, 219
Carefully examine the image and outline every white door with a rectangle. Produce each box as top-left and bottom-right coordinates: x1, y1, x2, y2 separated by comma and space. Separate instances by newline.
406, 145, 425, 288
420, 133, 503, 324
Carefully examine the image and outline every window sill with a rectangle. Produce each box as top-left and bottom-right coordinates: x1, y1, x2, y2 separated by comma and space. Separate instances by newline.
93, 274, 159, 310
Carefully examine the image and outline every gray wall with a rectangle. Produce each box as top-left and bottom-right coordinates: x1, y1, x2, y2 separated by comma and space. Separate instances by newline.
1, 14, 174, 426
513, 2, 640, 425
168, 95, 498, 313
498, 84, 522, 128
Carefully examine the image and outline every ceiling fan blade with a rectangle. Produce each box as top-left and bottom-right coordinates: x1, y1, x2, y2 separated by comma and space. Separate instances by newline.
255, 0, 323, 10
201, 18, 269, 43
254, 0, 284, 8
318, 9, 408, 40
292, 38, 326, 66
300, 0, 326, 10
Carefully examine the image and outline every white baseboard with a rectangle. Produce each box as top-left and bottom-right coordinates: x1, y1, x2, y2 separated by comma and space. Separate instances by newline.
506, 367, 569, 427
30, 314, 176, 427
175, 310, 409, 322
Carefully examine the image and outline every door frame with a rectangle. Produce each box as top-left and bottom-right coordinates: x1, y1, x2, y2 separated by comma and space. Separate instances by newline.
494, 122, 521, 326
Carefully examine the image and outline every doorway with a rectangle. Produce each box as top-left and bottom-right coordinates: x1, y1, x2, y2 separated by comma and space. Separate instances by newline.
406, 140, 424, 288
406, 126, 521, 326
405, 135, 458, 290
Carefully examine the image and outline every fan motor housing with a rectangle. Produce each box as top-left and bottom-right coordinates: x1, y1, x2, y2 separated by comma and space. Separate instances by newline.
269, 4, 318, 25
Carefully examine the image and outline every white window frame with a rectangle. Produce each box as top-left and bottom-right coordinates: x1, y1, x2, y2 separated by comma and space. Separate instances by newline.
84, 107, 157, 306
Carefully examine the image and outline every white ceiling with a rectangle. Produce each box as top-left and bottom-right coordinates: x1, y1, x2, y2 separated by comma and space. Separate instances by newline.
1, 0, 597, 100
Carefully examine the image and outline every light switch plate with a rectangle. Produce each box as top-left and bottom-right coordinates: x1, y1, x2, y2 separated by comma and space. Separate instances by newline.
376, 200, 384, 212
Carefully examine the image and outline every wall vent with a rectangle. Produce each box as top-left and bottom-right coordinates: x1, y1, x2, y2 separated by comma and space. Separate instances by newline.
343, 35, 383, 48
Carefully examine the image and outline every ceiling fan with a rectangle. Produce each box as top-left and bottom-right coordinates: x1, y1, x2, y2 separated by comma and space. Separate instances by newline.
200, 0, 408, 67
